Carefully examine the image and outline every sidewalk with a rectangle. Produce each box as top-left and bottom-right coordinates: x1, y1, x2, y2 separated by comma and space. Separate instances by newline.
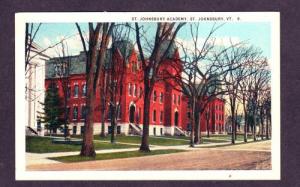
26, 137, 268, 166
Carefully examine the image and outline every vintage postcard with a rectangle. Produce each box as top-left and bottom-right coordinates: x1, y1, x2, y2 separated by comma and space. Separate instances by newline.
15, 12, 280, 180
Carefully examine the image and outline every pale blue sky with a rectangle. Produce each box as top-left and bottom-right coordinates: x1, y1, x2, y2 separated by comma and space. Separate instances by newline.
33, 22, 271, 58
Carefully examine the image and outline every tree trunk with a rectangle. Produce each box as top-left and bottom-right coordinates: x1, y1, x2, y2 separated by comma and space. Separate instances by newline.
206, 116, 210, 138
100, 107, 106, 137
234, 109, 238, 140
244, 112, 248, 142
260, 112, 264, 140
194, 112, 201, 144
80, 84, 96, 157
234, 120, 237, 141
253, 121, 257, 141
189, 97, 196, 147
269, 115, 271, 138
230, 105, 235, 144
242, 96, 247, 142
140, 86, 151, 152
266, 114, 269, 140
63, 94, 68, 140
100, 86, 106, 138
190, 119, 195, 147
100, 72, 107, 138
110, 105, 117, 144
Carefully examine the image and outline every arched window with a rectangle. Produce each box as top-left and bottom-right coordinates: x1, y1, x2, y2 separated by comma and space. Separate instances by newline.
73, 106, 78, 120
153, 110, 156, 122
153, 91, 157, 102
128, 83, 132, 96
173, 94, 176, 104
82, 84, 86, 97
160, 92, 164, 103
74, 85, 79, 97
133, 84, 137, 97
160, 111, 163, 123
139, 87, 143, 98
81, 105, 86, 119
117, 104, 121, 119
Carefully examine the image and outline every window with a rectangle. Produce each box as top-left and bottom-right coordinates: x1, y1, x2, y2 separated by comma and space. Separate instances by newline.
72, 126, 77, 135
153, 91, 157, 102
133, 84, 137, 97
128, 83, 132, 96
153, 128, 156, 136
82, 84, 86, 97
81, 105, 86, 119
80, 126, 85, 135
153, 110, 156, 122
73, 106, 78, 120
160, 111, 163, 123
139, 87, 143, 98
117, 104, 121, 119
132, 63, 137, 72
160, 92, 164, 103
117, 126, 121, 134
54, 63, 67, 77
173, 94, 176, 104
74, 85, 79, 97
178, 95, 181, 105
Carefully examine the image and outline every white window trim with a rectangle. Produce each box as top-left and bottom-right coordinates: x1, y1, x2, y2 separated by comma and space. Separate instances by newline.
82, 83, 87, 98
128, 83, 132, 96
153, 91, 157, 102
160, 92, 163, 103
153, 110, 156, 122
160, 111, 163, 123
73, 105, 78, 120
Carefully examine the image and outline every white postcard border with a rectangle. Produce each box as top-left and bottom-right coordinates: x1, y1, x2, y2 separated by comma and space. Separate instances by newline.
15, 12, 280, 180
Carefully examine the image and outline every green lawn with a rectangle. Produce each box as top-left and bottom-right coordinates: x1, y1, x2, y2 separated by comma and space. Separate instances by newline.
26, 136, 137, 153
50, 149, 186, 163
93, 135, 190, 146
68, 134, 255, 147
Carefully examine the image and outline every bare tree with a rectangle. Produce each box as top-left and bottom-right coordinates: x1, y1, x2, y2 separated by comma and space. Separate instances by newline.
238, 58, 270, 142
51, 41, 75, 139
135, 22, 185, 151
106, 24, 132, 143
76, 23, 115, 157
25, 23, 42, 71
222, 45, 264, 144
264, 89, 271, 139
251, 60, 269, 141
99, 66, 109, 138
168, 23, 246, 146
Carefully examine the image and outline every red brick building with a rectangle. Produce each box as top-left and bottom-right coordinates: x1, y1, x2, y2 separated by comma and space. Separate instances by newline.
45, 41, 225, 136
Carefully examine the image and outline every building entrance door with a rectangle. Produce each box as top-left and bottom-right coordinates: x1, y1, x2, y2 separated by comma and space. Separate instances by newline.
174, 111, 179, 126
129, 105, 135, 123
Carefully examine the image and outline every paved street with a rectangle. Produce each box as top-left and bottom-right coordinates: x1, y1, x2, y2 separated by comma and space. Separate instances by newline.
27, 140, 271, 171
